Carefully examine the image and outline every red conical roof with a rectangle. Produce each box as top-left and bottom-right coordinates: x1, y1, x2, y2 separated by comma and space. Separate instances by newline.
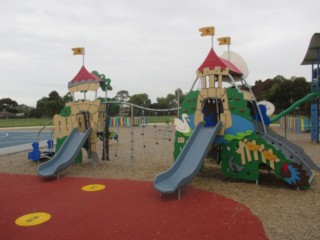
68, 65, 101, 88
198, 48, 242, 76
220, 58, 242, 75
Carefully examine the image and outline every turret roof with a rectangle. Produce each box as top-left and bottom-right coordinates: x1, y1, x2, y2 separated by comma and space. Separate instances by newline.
198, 48, 242, 76
68, 65, 101, 88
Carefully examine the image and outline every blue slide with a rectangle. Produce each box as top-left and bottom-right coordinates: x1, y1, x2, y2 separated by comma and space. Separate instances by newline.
154, 121, 222, 194
38, 128, 92, 178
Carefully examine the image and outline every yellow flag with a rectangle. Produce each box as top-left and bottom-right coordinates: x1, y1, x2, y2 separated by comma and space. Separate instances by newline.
199, 26, 215, 37
72, 47, 85, 55
217, 37, 231, 45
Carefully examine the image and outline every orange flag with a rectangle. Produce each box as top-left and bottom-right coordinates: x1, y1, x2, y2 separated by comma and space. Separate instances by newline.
72, 47, 85, 55
199, 26, 215, 37
217, 37, 231, 45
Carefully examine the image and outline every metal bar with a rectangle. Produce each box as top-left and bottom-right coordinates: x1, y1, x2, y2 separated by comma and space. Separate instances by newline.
189, 77, 200, 92
284, 115, 287, 139
241, 77, 267, 134
228, 74, 241, 92
106, 101, 180, 112
317, 48, 320, 142
130, 105, 134, 158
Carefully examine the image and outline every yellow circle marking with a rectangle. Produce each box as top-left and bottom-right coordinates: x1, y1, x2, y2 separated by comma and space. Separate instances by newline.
81, 184, 106, 192
15, 212, 51, 227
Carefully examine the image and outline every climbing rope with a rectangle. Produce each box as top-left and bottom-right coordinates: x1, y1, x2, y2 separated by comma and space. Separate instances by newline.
130, 105, 135, 159
166, 122, 172, 141
106, 101, 179, 158
153, 112, 159, 145
166, 111, 171, 141
141, 109, 146, 148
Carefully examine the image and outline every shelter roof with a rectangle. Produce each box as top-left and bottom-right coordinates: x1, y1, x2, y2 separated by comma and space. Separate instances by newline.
301, 33, 320, 65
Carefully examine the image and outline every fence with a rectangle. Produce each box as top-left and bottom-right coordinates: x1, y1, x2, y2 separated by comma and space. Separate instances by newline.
109, 116, 149, 127
279, 116, 312, 133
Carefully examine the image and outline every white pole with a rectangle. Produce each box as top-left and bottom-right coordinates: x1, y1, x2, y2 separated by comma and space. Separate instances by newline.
211, 35, 214, 49
177, 89, 180, 117
83, 47, 85, 65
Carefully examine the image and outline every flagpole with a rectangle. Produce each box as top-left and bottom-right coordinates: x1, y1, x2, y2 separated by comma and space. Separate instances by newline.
72, 47, 85, 65
199, 26, 215, 49
211, 35, 214, 49
83, 47, 85, 65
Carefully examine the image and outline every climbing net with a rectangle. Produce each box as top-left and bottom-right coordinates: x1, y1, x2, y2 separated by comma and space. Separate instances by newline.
105, 101, 179, 159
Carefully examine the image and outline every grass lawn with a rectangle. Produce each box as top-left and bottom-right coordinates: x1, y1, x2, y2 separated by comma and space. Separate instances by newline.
0, 118, 52, 128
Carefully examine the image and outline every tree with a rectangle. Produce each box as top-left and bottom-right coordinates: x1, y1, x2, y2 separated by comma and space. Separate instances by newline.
106, 97, 120, 116
16, 104, 34, 117
0, 98, 18, 113
252, 76, 311, 115
62, 92, 73, 103
154, 97, 169, 108
28, 108, 41, 118
114, 90, 130, 103
36, 91, 65, 117
128, 93, 151, 115
113, 90, 130, 116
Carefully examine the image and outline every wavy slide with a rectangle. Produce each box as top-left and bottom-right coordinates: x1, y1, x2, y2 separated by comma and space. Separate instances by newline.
271, 92, 320, 123
154, 122, 222, 194
38, 128, 92, 178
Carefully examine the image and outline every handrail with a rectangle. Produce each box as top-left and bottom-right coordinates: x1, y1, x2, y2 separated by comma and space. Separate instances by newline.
37, 119, 54, 142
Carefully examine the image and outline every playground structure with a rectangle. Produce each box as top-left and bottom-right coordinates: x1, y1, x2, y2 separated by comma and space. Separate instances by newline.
37, 66, 111, 177
34, 30, 320, 195
154, 29, 320, 197
301, 33, 320, 143
36, 62, 178, 177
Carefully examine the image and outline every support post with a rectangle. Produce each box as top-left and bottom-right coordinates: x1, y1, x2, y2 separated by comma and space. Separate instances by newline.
284, 115, 287, 139
102, 103, 110, 161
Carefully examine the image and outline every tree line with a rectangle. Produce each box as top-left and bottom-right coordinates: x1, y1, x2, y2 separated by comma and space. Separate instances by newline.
252, 75, 311, 115
0, 75, 313, 118
0, 89, 184, 118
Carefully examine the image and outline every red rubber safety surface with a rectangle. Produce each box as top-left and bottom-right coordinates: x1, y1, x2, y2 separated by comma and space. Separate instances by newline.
0, 173, 267, 240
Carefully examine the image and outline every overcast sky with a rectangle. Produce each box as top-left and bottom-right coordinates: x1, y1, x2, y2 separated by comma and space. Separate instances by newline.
1, 0, 319, 107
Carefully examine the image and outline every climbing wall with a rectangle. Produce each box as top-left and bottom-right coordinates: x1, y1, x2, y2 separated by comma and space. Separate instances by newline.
173, 90, 198, 160
52, 100, 104, 163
